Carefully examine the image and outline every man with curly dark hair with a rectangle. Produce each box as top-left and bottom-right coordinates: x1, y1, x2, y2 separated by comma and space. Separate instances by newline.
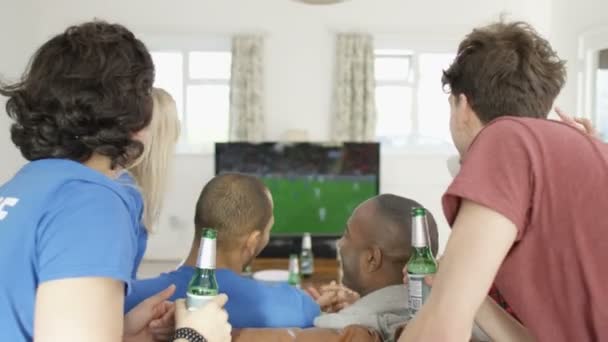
0, 21, 231, 342
399, 21, 608, 342
2, 23, 154, 167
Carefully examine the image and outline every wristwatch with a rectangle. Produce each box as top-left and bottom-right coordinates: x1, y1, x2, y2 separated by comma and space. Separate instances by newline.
172, 327, 207, 342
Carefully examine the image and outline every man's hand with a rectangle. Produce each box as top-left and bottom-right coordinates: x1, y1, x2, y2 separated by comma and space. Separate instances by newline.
175, 294, 232, 342
124, 285, 176, 342
399, 200, 517, 342
402, 259, 440, 287
147, 301, 175, 342
306, 281, 360, 313
555, 107, 598, 137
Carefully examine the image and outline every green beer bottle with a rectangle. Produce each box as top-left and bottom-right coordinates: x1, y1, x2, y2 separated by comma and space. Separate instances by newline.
287, 254, 301, 288
406, 207, 437, 318
186, 228, 219, 311
300, 233, 314, 278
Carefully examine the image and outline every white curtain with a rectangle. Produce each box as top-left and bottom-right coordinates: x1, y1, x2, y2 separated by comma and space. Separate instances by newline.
332, 33, 377, 142
229, 35, 265, 141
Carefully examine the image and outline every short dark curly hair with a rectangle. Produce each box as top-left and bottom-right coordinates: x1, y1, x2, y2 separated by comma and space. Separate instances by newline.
0, 21, 154, 168
442, 21, 566, 123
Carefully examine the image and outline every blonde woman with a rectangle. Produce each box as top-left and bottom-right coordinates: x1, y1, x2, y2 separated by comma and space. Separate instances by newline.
132, 88, 181, 230
119, 88, 181, 281
121, 89, 233, 341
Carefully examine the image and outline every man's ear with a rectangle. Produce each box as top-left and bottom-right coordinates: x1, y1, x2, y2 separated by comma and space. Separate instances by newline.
365, 246, 383, 272
458, 94, 478, 124
243, 230, 262, 259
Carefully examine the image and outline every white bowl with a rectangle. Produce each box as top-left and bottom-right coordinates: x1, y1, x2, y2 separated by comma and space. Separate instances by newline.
252, 269, 289, 284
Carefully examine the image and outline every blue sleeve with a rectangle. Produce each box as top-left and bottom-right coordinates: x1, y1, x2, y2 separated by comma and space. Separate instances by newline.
219, 271, 321, 328
36, 182, 137, 292
125, 267, 193, 313
116, 172, 144, 222
116, 171, 147, 279
299, 287, 323, 324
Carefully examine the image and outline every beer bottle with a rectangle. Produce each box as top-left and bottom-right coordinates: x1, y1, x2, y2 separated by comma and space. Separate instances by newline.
186, 228, 219, 310
406, 207, 437, 318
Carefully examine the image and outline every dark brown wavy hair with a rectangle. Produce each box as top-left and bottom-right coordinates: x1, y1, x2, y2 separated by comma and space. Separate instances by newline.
442, 21, 566, 123
0, 21, 154, 168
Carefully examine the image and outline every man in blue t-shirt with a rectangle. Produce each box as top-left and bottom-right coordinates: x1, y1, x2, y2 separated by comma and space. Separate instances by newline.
126, 173, 320, 328
0, 159, 141, 340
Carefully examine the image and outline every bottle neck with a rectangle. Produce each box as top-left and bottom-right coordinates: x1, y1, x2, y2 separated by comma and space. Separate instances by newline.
411, 246, 434, 258
411, 215, 430, 248
302, 239, 312, 250
302, 234, 312, 250
196, 237, 216, 270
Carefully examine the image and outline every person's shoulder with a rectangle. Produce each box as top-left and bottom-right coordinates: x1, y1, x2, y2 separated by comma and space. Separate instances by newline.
115, 171, 144, 217
22, 159, 131, 202
170, 265, 196, 283
483, 116, 570, 136
216, 269, 305, 299
116, 171, 137, 185
481, 116, 541, 135
36, 175, 136, 237
58, 179, 131, 212
469, 116, 546, 152
217, 269, 267, 292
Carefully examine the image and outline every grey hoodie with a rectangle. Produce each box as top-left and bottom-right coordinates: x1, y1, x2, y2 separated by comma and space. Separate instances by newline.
314, 284, 491, 342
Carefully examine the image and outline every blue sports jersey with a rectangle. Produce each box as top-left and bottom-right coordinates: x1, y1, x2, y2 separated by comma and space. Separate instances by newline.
126, 266, 321, 328
116, 171, 148, 279
0, 159, 140, 341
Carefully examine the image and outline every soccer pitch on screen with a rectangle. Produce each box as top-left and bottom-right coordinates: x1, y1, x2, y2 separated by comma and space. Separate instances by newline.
263, 175, 377, 236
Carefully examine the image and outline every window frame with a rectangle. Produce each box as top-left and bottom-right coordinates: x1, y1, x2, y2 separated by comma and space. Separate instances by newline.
578, 26, 608, 141
372, 33, 459, 154
139, 34, 232, 154
374, 50, 418, 141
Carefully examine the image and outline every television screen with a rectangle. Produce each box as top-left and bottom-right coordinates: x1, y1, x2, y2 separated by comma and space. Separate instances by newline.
215, 142, 380, 236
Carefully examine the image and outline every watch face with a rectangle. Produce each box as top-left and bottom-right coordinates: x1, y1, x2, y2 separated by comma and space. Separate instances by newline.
175, 327, 206, 342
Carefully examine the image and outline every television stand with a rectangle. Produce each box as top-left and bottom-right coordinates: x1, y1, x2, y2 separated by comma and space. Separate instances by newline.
258, 235, 339, 259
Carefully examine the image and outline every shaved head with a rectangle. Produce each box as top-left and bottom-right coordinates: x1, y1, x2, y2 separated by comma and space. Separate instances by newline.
194, 173, 273, 249
338, 194, 439, 296
371, 194, 439, 259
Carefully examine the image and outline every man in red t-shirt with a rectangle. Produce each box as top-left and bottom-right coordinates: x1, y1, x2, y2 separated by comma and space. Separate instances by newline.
400, 21, 608, 342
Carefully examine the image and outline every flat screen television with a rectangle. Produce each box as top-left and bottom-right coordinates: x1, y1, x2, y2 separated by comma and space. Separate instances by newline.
215, 142, 380, 237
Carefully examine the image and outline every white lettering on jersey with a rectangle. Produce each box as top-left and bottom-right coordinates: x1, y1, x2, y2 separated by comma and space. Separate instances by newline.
0, 197, 19, 221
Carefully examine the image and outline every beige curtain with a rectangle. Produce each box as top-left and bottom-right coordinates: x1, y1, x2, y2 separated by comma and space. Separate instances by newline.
229, 35, 265, 141
332, 33, 376, 142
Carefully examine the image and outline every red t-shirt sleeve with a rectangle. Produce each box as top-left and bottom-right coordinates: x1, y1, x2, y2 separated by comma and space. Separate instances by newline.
442, 119, 536, 240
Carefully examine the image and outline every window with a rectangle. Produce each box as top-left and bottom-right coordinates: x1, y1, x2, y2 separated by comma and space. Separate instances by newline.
596, 49, 608, 140
374, 50, 456, 146
151, 50, 231, 151
577, 27, 608, 142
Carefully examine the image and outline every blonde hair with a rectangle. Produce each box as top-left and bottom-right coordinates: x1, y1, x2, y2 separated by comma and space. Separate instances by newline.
129, 88, 180, 230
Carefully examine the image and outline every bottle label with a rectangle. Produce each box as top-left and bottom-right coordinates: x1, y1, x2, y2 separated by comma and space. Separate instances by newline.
412, 215, 430, 248
301, 258, 314, 274
197, 238, 216, 269
186, 293, 215, 311
407, 274, 431, 318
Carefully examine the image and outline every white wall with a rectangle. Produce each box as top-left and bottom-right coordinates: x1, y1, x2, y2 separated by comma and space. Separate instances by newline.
551, 0, 608, 114
0, 0, 35, 183
1, 0, 555, 261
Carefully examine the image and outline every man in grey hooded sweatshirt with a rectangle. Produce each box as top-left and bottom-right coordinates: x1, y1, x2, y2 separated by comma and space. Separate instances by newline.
311, 194, 437, 341
310, 194, 489, 342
